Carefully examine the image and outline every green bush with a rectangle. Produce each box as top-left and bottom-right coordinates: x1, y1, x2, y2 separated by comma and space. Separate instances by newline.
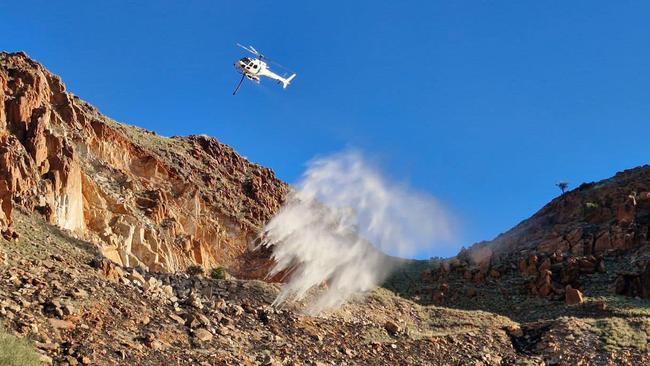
210, 266, 228, 280
186, 265, 204, 276
0, 328, 41, 366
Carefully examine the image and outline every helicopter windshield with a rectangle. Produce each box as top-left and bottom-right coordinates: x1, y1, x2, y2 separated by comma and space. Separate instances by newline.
240, 57, 251, 65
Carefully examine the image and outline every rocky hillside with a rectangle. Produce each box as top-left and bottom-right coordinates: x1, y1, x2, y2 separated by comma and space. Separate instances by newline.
0, 51, 287, 278
1, 51, 649, 365
476, 165, 650, 260
4, 212, 649, 365
0, 212, 535, 365
414, 165, 650, 309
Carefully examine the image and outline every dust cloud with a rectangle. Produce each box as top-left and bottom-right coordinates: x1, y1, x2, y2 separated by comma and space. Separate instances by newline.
261, 151, 453, 314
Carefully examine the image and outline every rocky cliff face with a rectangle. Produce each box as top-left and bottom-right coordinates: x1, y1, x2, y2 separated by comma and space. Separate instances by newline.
0, 51, 287, 277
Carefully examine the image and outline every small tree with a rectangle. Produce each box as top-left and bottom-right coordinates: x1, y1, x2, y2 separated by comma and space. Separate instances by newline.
556, 181, 569, 194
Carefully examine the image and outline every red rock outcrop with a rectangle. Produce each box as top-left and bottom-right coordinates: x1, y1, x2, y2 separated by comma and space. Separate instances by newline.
0, 52, 288, 277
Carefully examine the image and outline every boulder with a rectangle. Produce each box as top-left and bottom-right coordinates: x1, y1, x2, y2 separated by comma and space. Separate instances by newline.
48, 318, 75, 330
193, 328, 213, 342
565, 286, 584, 305
384, 320, 401, 335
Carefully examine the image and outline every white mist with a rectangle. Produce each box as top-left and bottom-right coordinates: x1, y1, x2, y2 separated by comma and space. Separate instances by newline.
262, 151, 452, 314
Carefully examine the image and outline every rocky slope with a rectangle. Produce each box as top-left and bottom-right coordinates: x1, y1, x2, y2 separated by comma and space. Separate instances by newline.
5, 212, 649, 365
0, 51, 287, 278
399, 165, 650, 364
476, 165, 650, 261
1, 213, 519, 366
414, 165, 650, 309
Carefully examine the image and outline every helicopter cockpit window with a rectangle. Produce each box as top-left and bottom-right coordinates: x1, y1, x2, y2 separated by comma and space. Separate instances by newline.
253, 64, 258, 68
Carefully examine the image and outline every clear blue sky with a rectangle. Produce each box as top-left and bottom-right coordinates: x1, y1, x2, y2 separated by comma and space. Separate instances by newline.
2, 1, 649, 258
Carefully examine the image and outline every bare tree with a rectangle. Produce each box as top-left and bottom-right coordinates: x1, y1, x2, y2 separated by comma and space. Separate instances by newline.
556, 181, 569, 194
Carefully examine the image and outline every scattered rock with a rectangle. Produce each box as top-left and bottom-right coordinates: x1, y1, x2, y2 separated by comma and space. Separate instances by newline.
128, 270, 146, 286
48, 318, 75, 330
70, 288, 89, 300
169, 313, 185, 325
257, 308, 270, 324
384, 320, 401, 336
39, 354, 53, 365
594, 301, 608, 312
565, 286, 584, 305
193, 328, 213, 342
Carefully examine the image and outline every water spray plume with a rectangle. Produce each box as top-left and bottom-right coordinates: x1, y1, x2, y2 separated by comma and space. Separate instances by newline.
262, 151, 453, 314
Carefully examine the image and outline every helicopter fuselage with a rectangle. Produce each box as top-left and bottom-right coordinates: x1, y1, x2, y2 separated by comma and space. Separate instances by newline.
231, 45, 297, 94
235, 57, 287, 84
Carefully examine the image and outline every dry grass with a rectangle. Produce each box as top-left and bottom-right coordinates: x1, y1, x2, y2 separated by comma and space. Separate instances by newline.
563, 316, 649, 352
363, 287, 517, 343
590, 318, 649, 352
585, 295, 650, 317
0, 327, 41, 366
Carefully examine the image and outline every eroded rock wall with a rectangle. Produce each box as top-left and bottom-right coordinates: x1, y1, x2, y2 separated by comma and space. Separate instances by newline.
0, 52, 288, 277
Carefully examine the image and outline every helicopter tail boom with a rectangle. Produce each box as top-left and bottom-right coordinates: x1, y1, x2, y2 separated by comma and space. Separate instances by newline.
281, 73, 297, 89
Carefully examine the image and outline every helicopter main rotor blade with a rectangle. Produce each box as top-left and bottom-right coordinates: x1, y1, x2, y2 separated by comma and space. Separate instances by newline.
236, 43, 259, 56
249, 46, 260, 55
232, 73, 246, 95
235, 43, 295, 73
266, 58, 295, 73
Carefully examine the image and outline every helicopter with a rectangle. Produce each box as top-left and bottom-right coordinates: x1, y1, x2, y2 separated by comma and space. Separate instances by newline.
233, 44, 296, 95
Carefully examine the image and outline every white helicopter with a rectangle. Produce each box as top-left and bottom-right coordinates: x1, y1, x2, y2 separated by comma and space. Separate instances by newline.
233, 43, 296, 95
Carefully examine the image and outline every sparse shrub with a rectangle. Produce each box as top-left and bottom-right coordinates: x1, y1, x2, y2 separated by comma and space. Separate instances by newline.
210, 266, 228, 280
186, 265, 204, 276
0, 328, 41, 366
242, 173, 257, 198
